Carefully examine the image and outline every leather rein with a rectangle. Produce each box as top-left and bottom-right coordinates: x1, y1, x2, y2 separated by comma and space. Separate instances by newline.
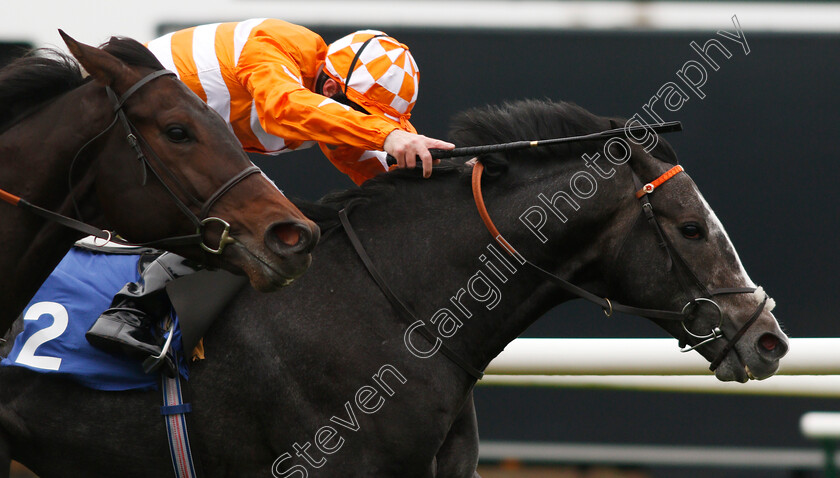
342, 143, 768, 380
0, 69, 260, 255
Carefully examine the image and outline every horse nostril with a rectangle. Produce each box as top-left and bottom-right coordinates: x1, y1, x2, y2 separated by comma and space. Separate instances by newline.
760, 334, 778, 351
302, 223, 320, 253
273, 222, 301, 247
756, 333, 788, 361
266, 221, 319, 256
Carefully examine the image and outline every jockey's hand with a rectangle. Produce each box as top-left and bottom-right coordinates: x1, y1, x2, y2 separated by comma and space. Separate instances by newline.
383, 129, 455, 178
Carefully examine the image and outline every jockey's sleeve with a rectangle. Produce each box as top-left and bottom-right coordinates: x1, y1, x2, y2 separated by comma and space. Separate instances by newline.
318, 143, 389, 186
235, 30, 398, 152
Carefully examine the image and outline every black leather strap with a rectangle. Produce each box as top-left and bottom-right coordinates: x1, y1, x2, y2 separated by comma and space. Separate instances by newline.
124, 118, 204, 224
709, 295, 768, 371
18, 198, 111, 240
522, 260, 687, 322
199, 166, 261, 219
338, 206, 484, 380
709, 287, 757, 295
114, 69, 176, 110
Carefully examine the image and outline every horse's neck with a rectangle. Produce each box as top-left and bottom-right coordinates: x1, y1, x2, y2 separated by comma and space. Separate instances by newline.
343, 164, 629, 376
0, 85, 111, 332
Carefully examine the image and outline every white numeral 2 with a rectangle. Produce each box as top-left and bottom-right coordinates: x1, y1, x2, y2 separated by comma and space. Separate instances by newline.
15, 301, 68, 371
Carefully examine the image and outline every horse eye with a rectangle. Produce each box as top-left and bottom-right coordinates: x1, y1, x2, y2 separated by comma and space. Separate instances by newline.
165, 126, 190, 143
680, 223, 704, 240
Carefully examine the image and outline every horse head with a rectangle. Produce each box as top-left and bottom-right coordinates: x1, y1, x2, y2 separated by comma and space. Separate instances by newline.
600, 138, 789, 382
450, 100, 788, 383
59, 32, 319, 291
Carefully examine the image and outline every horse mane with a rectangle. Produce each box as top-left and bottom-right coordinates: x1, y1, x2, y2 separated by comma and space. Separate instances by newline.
294, 99, 679, 230
0, 50, 83, 132
452, 99, 611, 162
449, 99, 679, 170
0, 36, 163, 134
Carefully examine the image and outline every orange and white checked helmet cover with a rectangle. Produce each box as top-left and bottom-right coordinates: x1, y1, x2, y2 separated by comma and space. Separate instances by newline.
324, 30, 419, 133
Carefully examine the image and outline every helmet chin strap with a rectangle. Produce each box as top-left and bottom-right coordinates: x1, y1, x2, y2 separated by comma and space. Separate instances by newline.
341, 34, 387, 95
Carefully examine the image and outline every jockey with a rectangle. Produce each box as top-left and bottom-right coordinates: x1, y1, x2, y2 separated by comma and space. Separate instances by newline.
146, 19, 451, 181
83, 19, 454, 372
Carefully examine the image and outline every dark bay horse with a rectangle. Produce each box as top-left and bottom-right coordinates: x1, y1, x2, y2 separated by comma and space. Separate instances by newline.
0, 100, 788, 477
0, 33, 318, 335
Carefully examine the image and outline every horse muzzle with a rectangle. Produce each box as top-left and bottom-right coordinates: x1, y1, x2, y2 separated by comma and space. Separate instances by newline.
712, 313, 789, 383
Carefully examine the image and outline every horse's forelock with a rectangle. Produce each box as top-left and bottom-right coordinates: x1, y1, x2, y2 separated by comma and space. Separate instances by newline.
101, 36, 164, 71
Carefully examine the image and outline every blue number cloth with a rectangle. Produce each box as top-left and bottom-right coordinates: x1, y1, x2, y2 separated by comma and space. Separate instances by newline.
1, 247, 188, 391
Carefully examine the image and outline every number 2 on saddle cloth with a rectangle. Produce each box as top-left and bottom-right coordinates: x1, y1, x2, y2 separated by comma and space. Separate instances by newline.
0, 246, 189, 391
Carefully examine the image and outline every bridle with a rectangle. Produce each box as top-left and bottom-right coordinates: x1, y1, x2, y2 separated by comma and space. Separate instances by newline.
0, 68, 261, 255
472, 160, 768, 372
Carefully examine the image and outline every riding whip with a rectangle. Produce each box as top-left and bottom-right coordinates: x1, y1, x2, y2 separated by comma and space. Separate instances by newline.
386, 121, 682, 166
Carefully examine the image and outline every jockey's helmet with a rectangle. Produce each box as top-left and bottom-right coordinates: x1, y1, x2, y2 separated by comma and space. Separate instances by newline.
323, 30, 418, 133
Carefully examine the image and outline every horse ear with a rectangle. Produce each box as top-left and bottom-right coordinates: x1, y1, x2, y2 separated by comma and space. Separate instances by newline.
59, 29, 128, 88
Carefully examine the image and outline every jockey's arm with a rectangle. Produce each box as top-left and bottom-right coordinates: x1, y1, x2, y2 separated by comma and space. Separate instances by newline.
236, 36, 453, 177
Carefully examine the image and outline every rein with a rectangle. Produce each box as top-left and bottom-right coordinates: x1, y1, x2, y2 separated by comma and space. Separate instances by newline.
339, 204, 485, 380
472, 160, 766, 372
0, 68, 260, 255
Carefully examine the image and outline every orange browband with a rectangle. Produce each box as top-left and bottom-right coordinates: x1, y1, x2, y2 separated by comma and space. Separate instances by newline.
635, 165, 684, 198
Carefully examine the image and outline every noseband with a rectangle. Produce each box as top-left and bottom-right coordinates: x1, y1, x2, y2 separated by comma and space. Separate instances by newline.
472, 161, 768, 372
0, 69, 260, 255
